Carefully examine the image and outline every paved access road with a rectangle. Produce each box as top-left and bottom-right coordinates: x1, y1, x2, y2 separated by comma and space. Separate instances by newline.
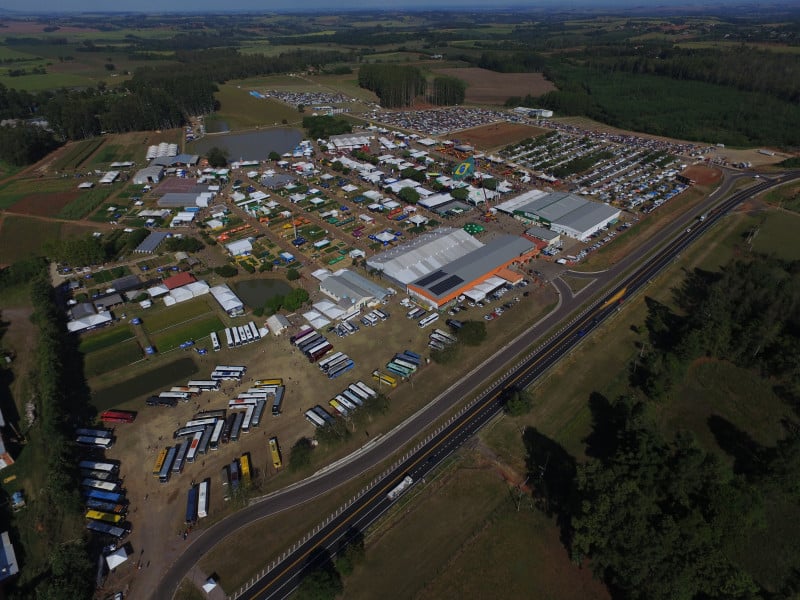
159, 170, 796, 600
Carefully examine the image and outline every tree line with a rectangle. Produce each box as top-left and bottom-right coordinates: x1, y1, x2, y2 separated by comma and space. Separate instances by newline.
0, 47, 353, 162
11, 273, 96, 599
428, 75, 466, 106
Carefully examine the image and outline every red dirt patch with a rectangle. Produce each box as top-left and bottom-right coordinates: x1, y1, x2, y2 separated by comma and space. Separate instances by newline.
434, 67, 556, 105
455, 122, 549, 150
12, 191, 79, 217
681, 165, 721, 186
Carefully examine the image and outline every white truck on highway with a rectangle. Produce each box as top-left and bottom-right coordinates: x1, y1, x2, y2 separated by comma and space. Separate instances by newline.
387, 475, 414, 501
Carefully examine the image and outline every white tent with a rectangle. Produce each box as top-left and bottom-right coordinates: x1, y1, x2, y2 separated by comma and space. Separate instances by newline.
202, 576, 218, 593
105, 547, 128, 570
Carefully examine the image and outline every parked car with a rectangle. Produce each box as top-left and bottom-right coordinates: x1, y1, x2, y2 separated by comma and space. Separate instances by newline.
179, 340, 195, 350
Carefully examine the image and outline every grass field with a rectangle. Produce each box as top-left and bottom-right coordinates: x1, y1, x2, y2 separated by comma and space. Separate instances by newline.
751, 209, 800, 260
90, 356, 199, 410
78, 324, 135, 354
763, 181, 800, 213
83, 339, 143, 378
142, 298, 214, 334
150, 315, 225, 352
208, 83, 301, 131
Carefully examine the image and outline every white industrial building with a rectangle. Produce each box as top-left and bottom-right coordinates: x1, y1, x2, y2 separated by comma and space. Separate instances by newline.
210, 284, 245, 317
225, 238, 253, 257
366, 228, 483, 286
133, 165, 164, 185
496, 191, 620, 241
266, 313, 290, 335
318, 269, 390, 309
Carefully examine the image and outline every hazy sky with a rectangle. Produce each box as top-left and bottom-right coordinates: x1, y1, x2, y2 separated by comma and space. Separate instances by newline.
5, 0, 646, 14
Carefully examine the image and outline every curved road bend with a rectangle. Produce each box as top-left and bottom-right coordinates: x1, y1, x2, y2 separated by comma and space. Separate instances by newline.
159, 170, 788, 599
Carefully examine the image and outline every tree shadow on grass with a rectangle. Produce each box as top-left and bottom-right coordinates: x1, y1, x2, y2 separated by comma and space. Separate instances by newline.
523, 426, 576, 549
707, 414, 767, 479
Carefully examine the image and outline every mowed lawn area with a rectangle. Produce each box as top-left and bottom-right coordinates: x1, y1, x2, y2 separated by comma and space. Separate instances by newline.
83, 340, 143, 378
208, 83, 301, 131
79, 323, 135, 354
344, 458, 609, 600
150, 315, 224, 352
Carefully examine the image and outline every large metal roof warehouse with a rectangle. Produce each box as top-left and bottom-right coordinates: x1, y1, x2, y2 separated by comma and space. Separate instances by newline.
407, 235, 538, 308
366, 227, 483, 286
496, 191, 620, 241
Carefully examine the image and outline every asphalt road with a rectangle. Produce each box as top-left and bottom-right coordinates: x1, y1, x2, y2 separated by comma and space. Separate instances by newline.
159, 169, 793, 600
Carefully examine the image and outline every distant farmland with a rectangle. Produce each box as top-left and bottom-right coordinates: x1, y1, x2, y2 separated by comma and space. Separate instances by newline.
433, 68, 556, 105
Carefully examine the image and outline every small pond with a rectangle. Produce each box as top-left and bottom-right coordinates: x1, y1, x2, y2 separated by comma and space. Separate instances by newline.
190, 128, 302, 161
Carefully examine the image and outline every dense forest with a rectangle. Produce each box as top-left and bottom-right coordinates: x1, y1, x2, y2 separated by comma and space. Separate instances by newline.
525, 254, 800, 598
357, 64, 427, 108
428, 75, 466, 106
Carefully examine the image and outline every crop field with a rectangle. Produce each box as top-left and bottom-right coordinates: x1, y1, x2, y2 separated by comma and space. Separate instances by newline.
0, 215, 96, 264
79, 324, 135, 354
56, 186, 115, 219
433, 67, 556, 105
149, 315, 225, 352
455, 122, 550, 150
49, 138, 106, 172
0, 176, 77, 211
83, 339, 143, 378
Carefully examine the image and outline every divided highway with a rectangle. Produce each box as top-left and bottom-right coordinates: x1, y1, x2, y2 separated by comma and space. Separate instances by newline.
160, 171, 798, 600
230, 173, 795, 600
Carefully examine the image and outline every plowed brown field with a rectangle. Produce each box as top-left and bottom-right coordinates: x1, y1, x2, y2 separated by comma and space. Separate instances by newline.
434, 67, 556, 105
12, 191, 79, 217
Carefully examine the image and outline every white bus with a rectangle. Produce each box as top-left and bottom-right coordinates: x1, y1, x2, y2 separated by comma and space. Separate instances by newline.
241, 405, 255, 433
186, 380, 220, 391
318, 352, 344, 370
418, 313, 440, 328
241, 325, 252, 343
209, 419, 224, 450
248, 321, 260, 340
229, 398, 259, 408
215, 365, 246, 373
82, 478, 120, 492
197, 480, 209, 519
433, 328, 457, 343
224, 328, 234, 348
185, 431, 203, 463
210, 331, 221, 352
347, 384, 369, 402
335, 394, 357, 411
79, 460, 118, 473
77, 436, 113, 449
232, 327, 241, 347
304, 409, 327, 427
355, 381, 377, 398
184, 417, 219, 428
